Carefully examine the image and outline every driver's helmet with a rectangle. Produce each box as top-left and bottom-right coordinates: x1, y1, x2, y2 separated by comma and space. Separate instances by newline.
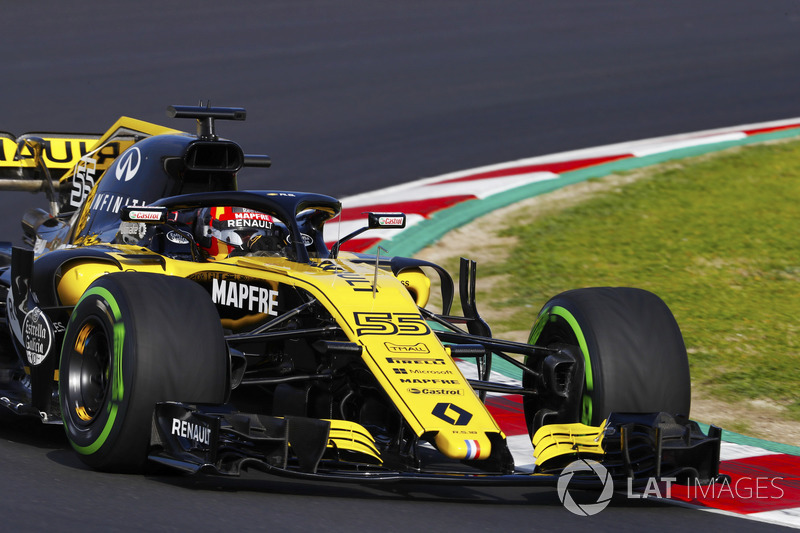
196, 206, 288, 260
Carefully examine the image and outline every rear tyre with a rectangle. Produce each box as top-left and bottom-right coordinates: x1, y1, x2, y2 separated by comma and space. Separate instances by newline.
524, 287, 690, 436
59, 273, 227, 472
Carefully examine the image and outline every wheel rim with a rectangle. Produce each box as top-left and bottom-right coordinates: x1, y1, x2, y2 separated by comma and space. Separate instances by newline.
65, 319, 111, 425
525, 313, 587, 434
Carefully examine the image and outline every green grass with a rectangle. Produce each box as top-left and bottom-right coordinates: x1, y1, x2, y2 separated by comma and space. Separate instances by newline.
477, 141, 800, 412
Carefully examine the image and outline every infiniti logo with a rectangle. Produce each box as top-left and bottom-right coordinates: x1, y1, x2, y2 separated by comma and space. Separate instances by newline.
115, 147, 141, 182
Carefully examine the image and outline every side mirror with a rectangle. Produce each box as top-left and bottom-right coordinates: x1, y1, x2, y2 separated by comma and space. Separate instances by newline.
119, 205, 203, 261
21, 207, 70, 247
14, 137, 60, 216
331, 212, 406, 258
367, 213, 406, 229
120, 205, 169, 223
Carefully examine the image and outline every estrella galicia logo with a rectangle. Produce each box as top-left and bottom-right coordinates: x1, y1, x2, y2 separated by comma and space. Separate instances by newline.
432, 403, 472, 426
115, 147, 141, 182
286, 233, 313, 246
166, 230, 189, 245
557, 459, 614, 516
22, 307, 53, 366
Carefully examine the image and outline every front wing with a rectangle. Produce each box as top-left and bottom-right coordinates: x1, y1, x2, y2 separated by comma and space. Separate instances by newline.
149, 402, 723, 489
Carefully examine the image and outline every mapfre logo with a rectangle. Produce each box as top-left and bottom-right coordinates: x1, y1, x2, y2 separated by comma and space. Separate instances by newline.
115, 147, 141, 182
211, 278, 279, 316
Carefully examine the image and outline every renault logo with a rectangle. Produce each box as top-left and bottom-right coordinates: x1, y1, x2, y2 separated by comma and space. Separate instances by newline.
432, 403, 472, 426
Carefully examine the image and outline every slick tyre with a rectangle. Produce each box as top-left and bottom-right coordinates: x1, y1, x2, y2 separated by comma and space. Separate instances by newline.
524, 287, 690, 436
59, 273, 227, 472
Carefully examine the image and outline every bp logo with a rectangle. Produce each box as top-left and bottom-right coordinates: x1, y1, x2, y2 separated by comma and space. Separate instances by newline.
557, 459, 614, 516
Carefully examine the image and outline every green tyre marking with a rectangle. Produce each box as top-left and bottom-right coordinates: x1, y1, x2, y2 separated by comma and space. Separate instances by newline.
529, 305, 594, 425
66, 286, 126, 456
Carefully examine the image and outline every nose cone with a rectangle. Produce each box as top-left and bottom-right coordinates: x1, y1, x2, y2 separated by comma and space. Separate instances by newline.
434, 431, 492, 460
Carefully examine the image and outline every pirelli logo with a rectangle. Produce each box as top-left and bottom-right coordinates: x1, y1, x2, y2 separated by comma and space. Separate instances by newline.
385, 357, 446, 365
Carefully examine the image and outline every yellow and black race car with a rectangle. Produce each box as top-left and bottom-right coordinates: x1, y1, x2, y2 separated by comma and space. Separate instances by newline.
0, 105, 721, 489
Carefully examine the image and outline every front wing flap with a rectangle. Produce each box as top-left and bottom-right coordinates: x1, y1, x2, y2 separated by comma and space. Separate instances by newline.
533, 412, 722, 485
149, 403, 722, 488
149, 403, 383, 476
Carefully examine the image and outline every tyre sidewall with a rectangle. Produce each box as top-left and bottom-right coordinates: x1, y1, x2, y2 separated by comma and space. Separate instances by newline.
59, 273, 227, 472
529, 287, 690, 427
60, 282, 142, 469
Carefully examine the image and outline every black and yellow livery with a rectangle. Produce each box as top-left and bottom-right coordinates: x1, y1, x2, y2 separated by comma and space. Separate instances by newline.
0, 106, 721, 488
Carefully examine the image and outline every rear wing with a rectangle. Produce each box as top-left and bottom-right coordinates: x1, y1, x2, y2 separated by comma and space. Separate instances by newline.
0, 132, 101, 186
0, 117, 181, 214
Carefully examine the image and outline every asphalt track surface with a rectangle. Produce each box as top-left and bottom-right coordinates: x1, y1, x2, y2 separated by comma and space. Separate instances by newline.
1, 1, 799, 531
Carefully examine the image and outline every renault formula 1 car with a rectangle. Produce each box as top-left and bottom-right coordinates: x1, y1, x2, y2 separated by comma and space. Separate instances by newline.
0, 105, 721, 489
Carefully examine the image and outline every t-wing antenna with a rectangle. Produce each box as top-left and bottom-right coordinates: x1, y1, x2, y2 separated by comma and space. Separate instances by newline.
166, 104, 247, 140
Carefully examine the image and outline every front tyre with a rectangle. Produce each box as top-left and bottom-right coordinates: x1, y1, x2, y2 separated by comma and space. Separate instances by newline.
524, 287, 690, 436
59, 273, 227, 472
